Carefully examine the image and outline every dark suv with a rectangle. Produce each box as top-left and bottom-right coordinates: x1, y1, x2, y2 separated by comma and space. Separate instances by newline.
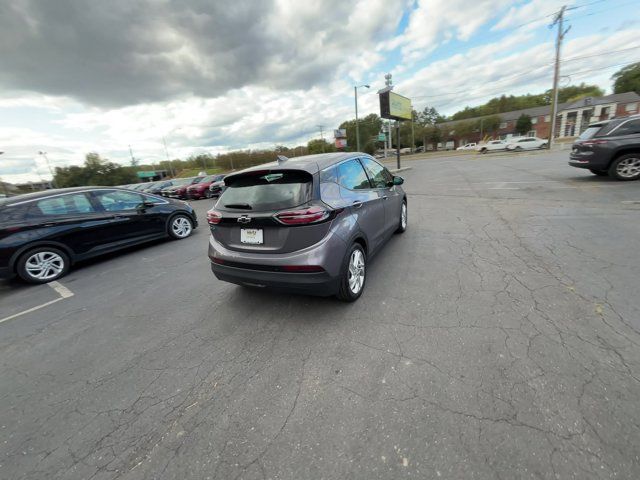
0, 187, 197, 283
207, 153, 407, 302
569, 114, 640, 180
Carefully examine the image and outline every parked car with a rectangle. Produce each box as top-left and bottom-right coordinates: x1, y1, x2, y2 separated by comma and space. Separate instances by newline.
208, 175, 227, 197
186, 174, 226, 200
144, 180, 174, 195
399, 147, 412, 154
456, 143, 477, 151
476, 140, 507, 153
415, 146, 425, 153
0, 187, 197, 284
569, 114, 640, 180
505, 137, 547, 151
161, 176, 204, 199
207, 153, 407, 302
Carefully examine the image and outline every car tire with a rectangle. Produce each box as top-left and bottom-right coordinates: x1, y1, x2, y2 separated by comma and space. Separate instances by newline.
514, 146, 522, 152
608, 154, 640, 181
395, 200, 407, 234
480, 148, 487, 154
168, 214, 194, 239
205, 190, 213, 199
336, 243, 366, 302
589, 169, 608, 177
16, 246, 70, 284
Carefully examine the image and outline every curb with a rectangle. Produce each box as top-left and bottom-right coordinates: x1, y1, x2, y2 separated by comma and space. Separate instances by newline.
390, 167, 412, 174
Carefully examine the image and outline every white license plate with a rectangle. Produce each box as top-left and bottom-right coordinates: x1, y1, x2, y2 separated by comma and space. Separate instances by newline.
240, 228, 263, 244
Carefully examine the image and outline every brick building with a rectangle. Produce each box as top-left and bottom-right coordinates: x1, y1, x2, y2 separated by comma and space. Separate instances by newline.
438, 91, 640, 148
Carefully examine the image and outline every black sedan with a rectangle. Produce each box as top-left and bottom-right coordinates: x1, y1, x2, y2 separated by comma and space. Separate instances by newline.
0, 187, 197, 284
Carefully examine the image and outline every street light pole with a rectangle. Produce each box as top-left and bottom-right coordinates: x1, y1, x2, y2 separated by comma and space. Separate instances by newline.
354, 84, 370, 152
0, 151, 8, 196
38, 151, 56, 188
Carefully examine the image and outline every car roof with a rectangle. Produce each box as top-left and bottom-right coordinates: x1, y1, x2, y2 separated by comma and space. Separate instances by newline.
225, 152, 366, 180
0, 186, 127, 207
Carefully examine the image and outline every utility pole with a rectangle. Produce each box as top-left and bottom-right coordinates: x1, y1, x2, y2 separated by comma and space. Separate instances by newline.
317, 125, 325, 152
549, 5, 572, 149
385, 74, 393, 155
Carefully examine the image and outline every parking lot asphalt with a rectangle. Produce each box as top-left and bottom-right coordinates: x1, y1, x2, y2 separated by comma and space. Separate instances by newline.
2, 151, 640, 479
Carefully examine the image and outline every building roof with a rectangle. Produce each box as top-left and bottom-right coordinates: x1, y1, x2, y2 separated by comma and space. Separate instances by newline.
563, 91, 640, 111
438, 91, 640, 127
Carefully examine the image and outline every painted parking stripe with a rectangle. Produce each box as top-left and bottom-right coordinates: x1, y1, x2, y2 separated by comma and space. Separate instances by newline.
0, 281, 74, 325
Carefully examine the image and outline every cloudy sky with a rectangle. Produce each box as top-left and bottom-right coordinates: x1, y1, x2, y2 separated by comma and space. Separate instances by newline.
1, 0, 638, 183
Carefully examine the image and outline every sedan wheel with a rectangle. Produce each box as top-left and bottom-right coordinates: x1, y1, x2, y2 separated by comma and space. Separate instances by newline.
337, 244, 366, 302
348, 249, 365, 295
610, 155, 640, 180
17, 247, 69, 284
396, 200, 407, 233
169, 215, 193, 239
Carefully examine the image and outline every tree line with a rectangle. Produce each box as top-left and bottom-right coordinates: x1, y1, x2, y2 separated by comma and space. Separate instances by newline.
53, 64, 640, 187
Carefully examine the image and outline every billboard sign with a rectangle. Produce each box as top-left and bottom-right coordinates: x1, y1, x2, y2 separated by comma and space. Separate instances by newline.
334, 129, 347, 139
377, 133, 386, 141
379, 91, 412, 121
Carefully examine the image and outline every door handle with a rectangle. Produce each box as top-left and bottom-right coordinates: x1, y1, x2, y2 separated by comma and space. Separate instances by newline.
352, 201, 363, 209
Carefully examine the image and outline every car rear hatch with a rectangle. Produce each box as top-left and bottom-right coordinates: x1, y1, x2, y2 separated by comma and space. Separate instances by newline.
572, 123, 607, 155
208, 169, 334, 254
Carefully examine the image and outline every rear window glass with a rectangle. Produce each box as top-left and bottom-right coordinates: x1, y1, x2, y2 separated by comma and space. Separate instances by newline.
578, 126, 603, 140
220, 171, 312, 212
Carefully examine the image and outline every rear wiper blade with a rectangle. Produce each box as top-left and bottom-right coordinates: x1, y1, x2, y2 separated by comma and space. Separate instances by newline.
224, 203, 252, 210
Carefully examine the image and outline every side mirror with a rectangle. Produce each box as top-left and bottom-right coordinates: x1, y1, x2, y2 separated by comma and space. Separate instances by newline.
138, 201, 155, 210
392, 176, 404, 186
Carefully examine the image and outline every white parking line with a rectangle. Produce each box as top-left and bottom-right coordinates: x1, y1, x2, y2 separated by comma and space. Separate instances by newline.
0, 281, 74, 325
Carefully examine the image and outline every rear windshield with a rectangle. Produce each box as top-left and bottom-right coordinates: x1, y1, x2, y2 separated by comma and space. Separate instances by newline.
578, 125, 603, 140
219, 171, 312, 212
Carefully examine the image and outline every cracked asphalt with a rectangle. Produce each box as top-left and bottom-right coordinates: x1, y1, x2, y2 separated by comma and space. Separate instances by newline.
1, 150, 640, 479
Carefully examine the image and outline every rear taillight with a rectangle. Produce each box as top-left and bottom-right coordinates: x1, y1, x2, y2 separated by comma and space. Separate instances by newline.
207, 209, 222, 224
281, 265, 325, 273
275, 206, 329, 225
211, 257, 225, 265
582, 139, 608, 146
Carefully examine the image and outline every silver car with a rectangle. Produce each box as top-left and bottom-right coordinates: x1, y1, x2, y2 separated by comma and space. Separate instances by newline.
207, 152, 407, 301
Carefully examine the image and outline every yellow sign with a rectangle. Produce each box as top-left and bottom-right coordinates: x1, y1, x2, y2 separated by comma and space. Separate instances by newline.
389, 92, 412, 120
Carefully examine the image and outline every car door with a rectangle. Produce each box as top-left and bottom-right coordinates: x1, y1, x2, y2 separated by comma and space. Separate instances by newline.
336, 159, 386, 251
26, 192, 115, 257
360, 157, 400, 238
91, 189, 166, 245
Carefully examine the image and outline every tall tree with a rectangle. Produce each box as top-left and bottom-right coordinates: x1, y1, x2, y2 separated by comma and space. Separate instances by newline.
54, 153, 137, 187
515, 114, 533, 135
612, 63, 640, 94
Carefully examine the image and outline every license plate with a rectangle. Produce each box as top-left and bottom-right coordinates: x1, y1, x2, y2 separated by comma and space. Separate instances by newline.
241, 228, 263, 244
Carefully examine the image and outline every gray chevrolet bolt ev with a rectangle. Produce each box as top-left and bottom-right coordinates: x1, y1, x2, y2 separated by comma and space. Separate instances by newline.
207, 152, 407, 301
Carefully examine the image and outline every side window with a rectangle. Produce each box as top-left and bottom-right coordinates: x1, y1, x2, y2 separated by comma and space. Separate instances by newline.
337, 160, 371, 190
320, 166, 337, 184
615, 119, 640, 136
32, 194, 95, 216
361, 158, 393, 188
94, 190, 144, 212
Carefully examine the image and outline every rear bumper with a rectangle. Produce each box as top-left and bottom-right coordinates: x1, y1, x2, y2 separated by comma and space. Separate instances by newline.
569, 149, 611, 170
210, 262, 339, 296
207, 228, 347, 296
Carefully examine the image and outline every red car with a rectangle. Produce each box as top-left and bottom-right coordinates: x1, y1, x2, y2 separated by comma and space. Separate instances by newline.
160, 176, 203, 199
186, 174, 226, 200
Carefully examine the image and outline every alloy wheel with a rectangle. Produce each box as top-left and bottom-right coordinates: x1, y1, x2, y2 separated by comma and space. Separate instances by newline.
348, 249, 365, 294
24, 251, 64, 281
401, 203, 407, 230
171, 217, 192, 238
616, 157, 640, 179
